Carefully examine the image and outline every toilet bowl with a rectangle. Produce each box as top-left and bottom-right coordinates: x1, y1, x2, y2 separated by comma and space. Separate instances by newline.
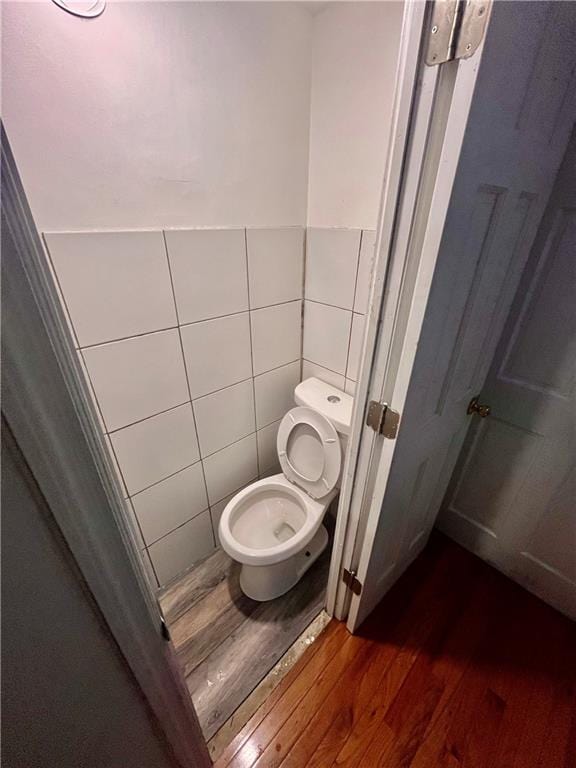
219, 378, 353, 601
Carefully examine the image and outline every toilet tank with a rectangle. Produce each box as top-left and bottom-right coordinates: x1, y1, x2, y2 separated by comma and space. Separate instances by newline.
294, 377, 353, 436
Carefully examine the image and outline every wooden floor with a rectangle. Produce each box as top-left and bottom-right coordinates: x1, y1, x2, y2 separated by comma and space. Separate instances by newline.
159, 543, 329, 740
215, 533, 576, 768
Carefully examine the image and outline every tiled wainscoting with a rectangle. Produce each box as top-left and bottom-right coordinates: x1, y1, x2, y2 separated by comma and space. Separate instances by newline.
303, 228, 375, 395
44, 225, 375, 590
44, 227, 304, 588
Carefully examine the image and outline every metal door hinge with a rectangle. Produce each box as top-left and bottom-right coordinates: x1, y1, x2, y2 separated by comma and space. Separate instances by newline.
342, 568, 363, 596
426, 0, 491, 66
366, 400, 400, 439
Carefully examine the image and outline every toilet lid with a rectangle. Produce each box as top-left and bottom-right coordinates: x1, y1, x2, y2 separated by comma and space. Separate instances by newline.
277, 406, 341, 499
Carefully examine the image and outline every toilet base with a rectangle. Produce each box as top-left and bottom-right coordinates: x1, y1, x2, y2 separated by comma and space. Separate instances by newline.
239, 525, 329, 601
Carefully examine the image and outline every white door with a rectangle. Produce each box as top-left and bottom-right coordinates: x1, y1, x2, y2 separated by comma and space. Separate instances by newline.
440, 129, 576, 620
337, 1, 576, 630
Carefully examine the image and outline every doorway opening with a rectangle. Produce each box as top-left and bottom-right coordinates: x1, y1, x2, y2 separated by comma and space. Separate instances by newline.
2, 0, 405, 757
4, 0, 575, 764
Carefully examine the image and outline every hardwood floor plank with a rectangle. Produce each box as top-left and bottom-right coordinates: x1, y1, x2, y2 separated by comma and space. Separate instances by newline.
224, 534, 576, 768
214, 619, 345, 768
228, 533, 452, 768
535, 622, 576, 768
282, 642, 391, 768
177, 532, 576, 768
249, 642, 375, 768
372, 668, 444, 768
325, 540, 480, 768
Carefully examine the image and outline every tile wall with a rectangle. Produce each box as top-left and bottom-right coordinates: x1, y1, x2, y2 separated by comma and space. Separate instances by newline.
303, 228, 376, 395
45, 228, 304, 588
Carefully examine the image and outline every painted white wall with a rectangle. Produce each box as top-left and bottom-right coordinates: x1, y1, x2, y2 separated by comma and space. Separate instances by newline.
2, 1, 312, 231
307, 2, 403, 229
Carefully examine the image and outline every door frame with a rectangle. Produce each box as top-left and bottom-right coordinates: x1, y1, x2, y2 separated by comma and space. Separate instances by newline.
1, 126, 211, 768
327, 6, 490, 627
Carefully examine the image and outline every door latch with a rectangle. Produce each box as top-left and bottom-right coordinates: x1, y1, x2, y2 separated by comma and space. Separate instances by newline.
467, 395, 491, 418
366, 400, 400, 439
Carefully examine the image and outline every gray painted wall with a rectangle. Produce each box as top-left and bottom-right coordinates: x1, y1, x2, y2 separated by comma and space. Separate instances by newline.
1, 428, 180, 768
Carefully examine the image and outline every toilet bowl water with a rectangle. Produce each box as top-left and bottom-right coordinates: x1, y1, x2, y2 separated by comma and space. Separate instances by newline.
229, 489, 306, 550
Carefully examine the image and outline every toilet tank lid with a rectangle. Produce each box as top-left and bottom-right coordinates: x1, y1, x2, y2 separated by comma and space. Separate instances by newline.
294, 377, 353, 435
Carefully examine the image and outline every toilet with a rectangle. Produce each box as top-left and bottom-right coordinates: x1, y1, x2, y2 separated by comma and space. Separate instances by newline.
219, 377, 353, 601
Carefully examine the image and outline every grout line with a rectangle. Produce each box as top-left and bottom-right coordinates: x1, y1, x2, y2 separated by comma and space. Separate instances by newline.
105, 356, 301, 438
332, 231, 362, 381
207, 475, 260, 515
249, 297, 303, 314
78, 324, 179, 351
163, 230, 213, 545
128, 458, 205, 498
107, 399, 192, 435
199, 427, 257, 462
243, 228, 260, 475
253, 358, 300, 382
304, 297, 359, 314
78, 299, 305, 352
158, 230, 215, 544
127, 430, 259, 499
302, 358, 346, 379
144, 505, 211, 548
300, 228, 306, 382
351, 230, 364, 318
343, 312, 355, 382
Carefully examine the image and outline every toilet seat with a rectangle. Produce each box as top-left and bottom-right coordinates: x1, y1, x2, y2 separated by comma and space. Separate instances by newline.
277, 406, 341, 499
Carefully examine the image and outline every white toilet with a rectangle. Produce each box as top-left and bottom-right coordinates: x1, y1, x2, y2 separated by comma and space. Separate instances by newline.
219, 377, 353, 601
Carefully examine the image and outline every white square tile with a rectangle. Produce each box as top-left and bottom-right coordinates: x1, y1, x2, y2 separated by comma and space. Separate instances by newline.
148, 510, 215, 586
110, 404, 200, 495
193, 379, 255, 458
302, 360, 346, 390
303, 301, 352, 375
254, 360, 301, 428
131, 462, 208, 545
45, 231, 176, 347
305, 228, 361, 310
250, 301, 301, 376
82, 329, 188, 431
346, 313, 365, 381
247, 228, 304, 308
165, 229, 248, 324
257, 420, 281, 475
354, 230, 376, 314
181, 313, 252, 399
203, 434, 258, 505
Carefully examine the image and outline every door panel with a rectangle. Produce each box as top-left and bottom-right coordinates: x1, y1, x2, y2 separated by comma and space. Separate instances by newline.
441, 130, 576, 619
347, 1, 576, 629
